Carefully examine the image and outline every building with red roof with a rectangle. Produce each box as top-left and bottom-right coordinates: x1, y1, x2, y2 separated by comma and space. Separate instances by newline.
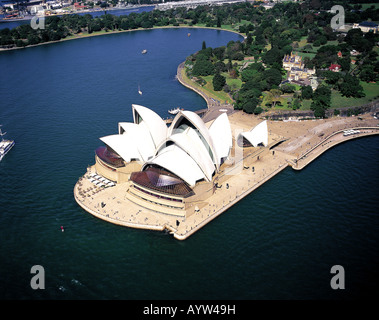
329, 64, 341, 72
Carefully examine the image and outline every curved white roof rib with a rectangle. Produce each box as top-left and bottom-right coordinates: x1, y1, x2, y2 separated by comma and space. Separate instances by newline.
155, 127, 215, 182
100, 134, 140, 163
101, 122, 156, 163
169, 111, 219, 170
118, 122, 136, 135
144, 144, 206, 187
132, 104, 167, 148
238, 120, 268, 147
209, 113, 233, 162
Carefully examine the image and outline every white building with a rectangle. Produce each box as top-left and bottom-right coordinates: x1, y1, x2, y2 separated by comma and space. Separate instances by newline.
237, 120, 268, 148
94, 104, 233, 217
353, 21, 378, 34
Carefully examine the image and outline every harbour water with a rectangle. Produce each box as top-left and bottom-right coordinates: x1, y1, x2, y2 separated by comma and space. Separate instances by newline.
0, 27, 378, 300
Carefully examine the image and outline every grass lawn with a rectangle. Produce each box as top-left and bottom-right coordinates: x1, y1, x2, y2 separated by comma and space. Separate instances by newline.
360, 3, 379, 10
188, 75, 233, 103
331, 81, 379, 108
297, 36, 308, 48
294, 51, 316, 59
301, 99, 312, 110
295, 39, 340, 57
261, 92, 293, 110
225, 76, 242, 90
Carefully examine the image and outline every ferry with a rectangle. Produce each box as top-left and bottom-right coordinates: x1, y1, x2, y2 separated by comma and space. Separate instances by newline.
168, 107, 183, 115
0, 126, 15, 161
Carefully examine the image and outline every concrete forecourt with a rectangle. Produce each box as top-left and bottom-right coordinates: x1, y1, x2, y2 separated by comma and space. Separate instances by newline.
74, 66, 379, 240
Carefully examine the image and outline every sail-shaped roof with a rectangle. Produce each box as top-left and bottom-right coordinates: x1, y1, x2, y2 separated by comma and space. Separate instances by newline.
132, 104, 167, 148
145, 144, 206, 187
99, 105, 234, 190
209, 112, 233, 162
153, 127, 215, 182
100, 105, 167, 163
169, 110, 219, 170
238, 120, 268, 147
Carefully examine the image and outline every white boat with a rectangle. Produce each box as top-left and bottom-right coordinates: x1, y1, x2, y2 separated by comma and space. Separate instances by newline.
142, 49, 147, 54
168, 107, 183, 115
0, 126, 15, 161
138, 84, 142, 95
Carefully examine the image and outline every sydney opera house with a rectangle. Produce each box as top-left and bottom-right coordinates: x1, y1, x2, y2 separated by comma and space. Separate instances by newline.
91, 104, 268, 219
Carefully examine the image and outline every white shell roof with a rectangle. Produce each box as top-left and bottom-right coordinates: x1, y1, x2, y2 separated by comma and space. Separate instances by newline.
238, 120, 268, 147
101, 122, 156, 163
99, 105, 234, 187
132, 104, 167, 148
145, 144, 205, 187
155, 127, 215, 182
209, 112, 233, 161
169, 110, 219, 170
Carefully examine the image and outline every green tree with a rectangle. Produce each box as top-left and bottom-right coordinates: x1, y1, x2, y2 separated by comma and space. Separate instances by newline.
310, 85, 331, 118
242, 97, 260, 114
281, 83, 296, 93
263, 68, 282, 89
314, 85, 331, 106
338, 57, 351, 72
338, 75, 365, 98
293, 98, 301, 110
311, 99, 326, 118
265, 89, 282, 108
359, 66, 378, 83
301, 85, 313, 99
324, 70, 341, 88
262, 47, 283, 66
192, 58, 214, 77
213, 73, 226, 91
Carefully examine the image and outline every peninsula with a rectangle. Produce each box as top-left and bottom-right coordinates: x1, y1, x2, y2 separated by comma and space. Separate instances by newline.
73, 91, 379, 240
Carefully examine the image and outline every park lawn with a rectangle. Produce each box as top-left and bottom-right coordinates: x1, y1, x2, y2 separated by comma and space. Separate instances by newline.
294, 51, 316, 59
225, 77, 243, 90
261, 92, 293, 110
297, 36, 308, 48
200, 75, 234, 103
300, 99, 312, 110
63, 29, 111, 40
330, 81, 379, 108
189, 22, 244, 34
360, 3, 379, 10
296, 39, 340, 57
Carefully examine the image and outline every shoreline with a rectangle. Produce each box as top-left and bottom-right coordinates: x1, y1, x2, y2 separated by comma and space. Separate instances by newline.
73, 107, 379, 239
293, 126, 379, 170
63, 24, 379, 239
0, 24, 244, 53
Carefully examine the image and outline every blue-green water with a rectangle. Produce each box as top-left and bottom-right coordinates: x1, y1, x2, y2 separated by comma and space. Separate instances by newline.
0, 28, 378, 300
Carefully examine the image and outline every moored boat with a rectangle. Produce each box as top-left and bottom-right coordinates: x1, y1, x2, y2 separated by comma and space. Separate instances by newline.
168, 107, 183, 115
0, 126, 15, 161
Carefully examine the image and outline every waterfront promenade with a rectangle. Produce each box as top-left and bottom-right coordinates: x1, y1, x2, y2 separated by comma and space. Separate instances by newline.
74, 56, 379, 240
74, 109, 379, 240
73, 57, 379, 240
